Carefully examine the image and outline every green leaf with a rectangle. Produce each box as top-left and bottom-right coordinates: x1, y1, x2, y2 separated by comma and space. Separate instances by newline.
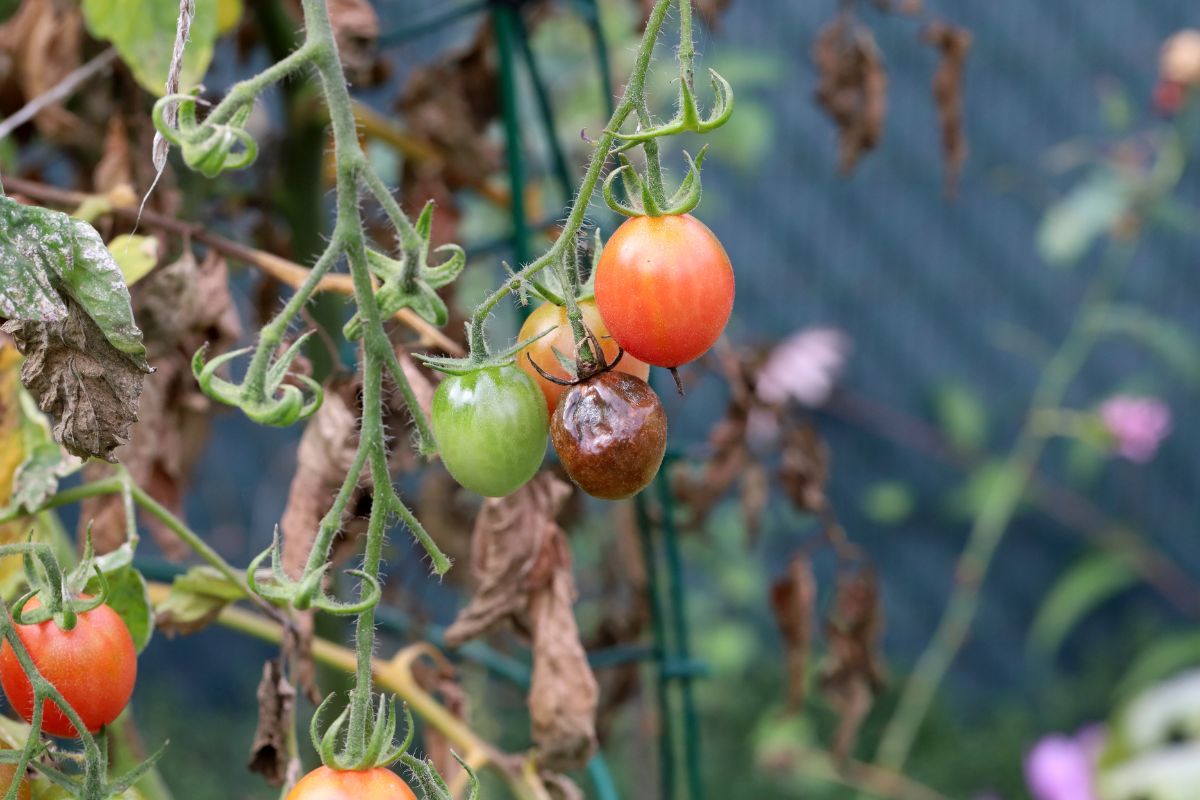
86, 567, 153, 653
107, 234, 159, 286
82, 0, 219, 95
1091, 305, 1200, 388
1036, 170, 1132, 266
0, 197, 147, 363
932, 382, 988, 454
1116, 634, 1200, 701
1029, 550, 1139, 658
154, 566, 244, 637
861, 481, 915, 525
0, 0, 18, 25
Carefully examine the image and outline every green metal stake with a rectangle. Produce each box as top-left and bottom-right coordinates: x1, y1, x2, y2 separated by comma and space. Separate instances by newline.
636, 492, 678, 800
493, 3, 532, 269
513, 11, 576, 206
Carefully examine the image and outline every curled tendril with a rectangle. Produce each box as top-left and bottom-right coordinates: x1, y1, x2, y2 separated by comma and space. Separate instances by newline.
311, 693, 415, 771
603, 146, 708, 217
246, 529, 382, 616
344, 200, 466, 339
192, 335, 324, 427
609, 67, 734, 145
153, 93, 258, 178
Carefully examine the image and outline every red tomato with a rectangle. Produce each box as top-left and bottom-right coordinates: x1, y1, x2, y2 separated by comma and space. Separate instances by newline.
0, 599, 136, 738
518, 299, 650, 413
594, 214, 734, 368
286, 766, 417, 800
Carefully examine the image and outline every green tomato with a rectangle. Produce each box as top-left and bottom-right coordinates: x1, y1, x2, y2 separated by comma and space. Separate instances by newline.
432, 365, 548, 497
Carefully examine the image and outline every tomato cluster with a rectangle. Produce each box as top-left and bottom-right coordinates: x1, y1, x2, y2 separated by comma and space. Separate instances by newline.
0, 599, 138, 739
437, 214, 733, 501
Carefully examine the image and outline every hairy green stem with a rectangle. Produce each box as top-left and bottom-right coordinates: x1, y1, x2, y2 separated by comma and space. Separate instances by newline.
677, 0, 695, 90
466, 0, 675, 357
874, 242, 1135, 770
206, 42, 318, 125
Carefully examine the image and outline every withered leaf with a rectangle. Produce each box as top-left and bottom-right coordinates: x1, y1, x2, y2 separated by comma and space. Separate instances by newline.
247, 658, 298, 787
820, 567, 886, 762
741, 461, 769, 538
444, 473, 598, 770
281, 375, 365, 579
2, 298, 149, 462
779, 421, 830, 513
154, 565, 244, 637
771, 555, 817, 709
813, 14, 887, 174
93, 116, 133, 195
0, 0, 84, 142
922, 21, 971, 196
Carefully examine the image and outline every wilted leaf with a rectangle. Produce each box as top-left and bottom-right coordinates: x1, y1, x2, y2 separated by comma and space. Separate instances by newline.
0, 1, 84, 140
820, 568, 885, 761
1029, 551, 1139, 659
779, 422, 830, 513
3, 298, 149, 462
445, 473, 598, 770
921, 22, 971, 195
813, 14, 887, 174
93, 116, 134, 195
154, 565, 244, 636
771, 555, 817, 709
248, 659, 296, 787
81, 0, 218, 95
85, 566, 153, 652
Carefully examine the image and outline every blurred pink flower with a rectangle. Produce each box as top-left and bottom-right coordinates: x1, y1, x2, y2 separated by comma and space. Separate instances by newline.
755, 327, 851, 409
1025, 726, 1104, 800
1099, 395, 1172, 463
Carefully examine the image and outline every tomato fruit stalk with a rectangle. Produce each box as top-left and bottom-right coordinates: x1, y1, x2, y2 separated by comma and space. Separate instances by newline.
594, 213, 734, 368
0, 600, 137, 738
431, 365, 549, 497
286, 765, 417, 800
551, 371, 668, 500
518, 299, 650, 413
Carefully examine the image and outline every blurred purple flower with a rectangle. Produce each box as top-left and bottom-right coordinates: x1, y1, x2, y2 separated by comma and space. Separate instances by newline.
1099, 395, 1172, 463
1025, 726, 1105, 800
755, 327, 851, 409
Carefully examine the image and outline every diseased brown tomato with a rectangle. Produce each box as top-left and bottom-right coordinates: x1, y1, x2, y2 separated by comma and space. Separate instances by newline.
550, 371, 667, 500
594, 213, 734, 368
518, 299, 650, 413
0, 598, 137, 738
286, 766, 417, 800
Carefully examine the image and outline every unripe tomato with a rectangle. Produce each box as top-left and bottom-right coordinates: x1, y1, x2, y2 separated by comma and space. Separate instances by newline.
0, 599, 137, 738
517, 299, 650, 413
286, 766, 417, 800
431, 365, 548, 497
594, 214, 734, 368
551, 371, 667, 499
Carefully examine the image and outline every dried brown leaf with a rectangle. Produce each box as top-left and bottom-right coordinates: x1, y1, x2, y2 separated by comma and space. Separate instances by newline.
93, 116, 133, 195
819, 567, 886, 762
741, 461, 769, 538
2, 298, 149, 462
813, 14, 887, 174
922, 21, 971, 195
779, 421, 830, 513
247, 658, 297, 787
0, 0, 83, 141
771, 555, 817, 709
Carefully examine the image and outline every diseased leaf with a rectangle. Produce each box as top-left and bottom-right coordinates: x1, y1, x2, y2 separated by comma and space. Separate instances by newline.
771, 555, 817, 709
1030, 551, 1139, 659
921, 21, 971, 195
6, 389, 78, 514
154, 565, 244, 637
0, 1, 84, 140
247, 659, 296, 787
81, 0, 218, 95
813, 14, 887, 174
820, 568, 886, 762
3, 298, 150, 462
85, 566, 153, 652
779, 421, 830, 513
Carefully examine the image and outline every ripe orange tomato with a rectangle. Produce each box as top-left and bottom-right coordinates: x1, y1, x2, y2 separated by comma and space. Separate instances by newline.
0, 599, 137, 738
594, 214, 734, 368
518, 299, 650, 413
0, 744, 30, 800
286, 766, 417, 800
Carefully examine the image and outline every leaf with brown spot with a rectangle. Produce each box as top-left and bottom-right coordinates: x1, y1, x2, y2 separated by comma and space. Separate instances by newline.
922, 21, 971, 196
2, 298, 148, 462
771, 554, 817, 709
247, 658, 297, 787
779, 421, 830, 513
819, 567, 886, 762
813, 14, 887, 174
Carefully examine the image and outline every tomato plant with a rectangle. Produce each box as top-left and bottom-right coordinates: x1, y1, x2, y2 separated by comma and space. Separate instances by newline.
0, 599, 136, 738
431, 365, 549, 497
518, 299, 650, 412
286, 766, 417, 800
594, 213, 735, 368
551, 371, 668, 499
0, 744, 30, 800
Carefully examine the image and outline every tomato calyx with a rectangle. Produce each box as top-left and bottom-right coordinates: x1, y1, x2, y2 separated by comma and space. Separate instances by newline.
246, 529, 382, 616
311, 692, 413, 772
193, 335, 324, 427
603, 147, 708, 218
606, 67, 734, 144
9, 533, 110, 633
414, 323, 555, 376
524, 322, 627, 387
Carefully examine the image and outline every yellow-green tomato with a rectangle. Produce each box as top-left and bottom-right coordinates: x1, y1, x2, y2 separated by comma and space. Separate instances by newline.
432, 365, 548, 496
